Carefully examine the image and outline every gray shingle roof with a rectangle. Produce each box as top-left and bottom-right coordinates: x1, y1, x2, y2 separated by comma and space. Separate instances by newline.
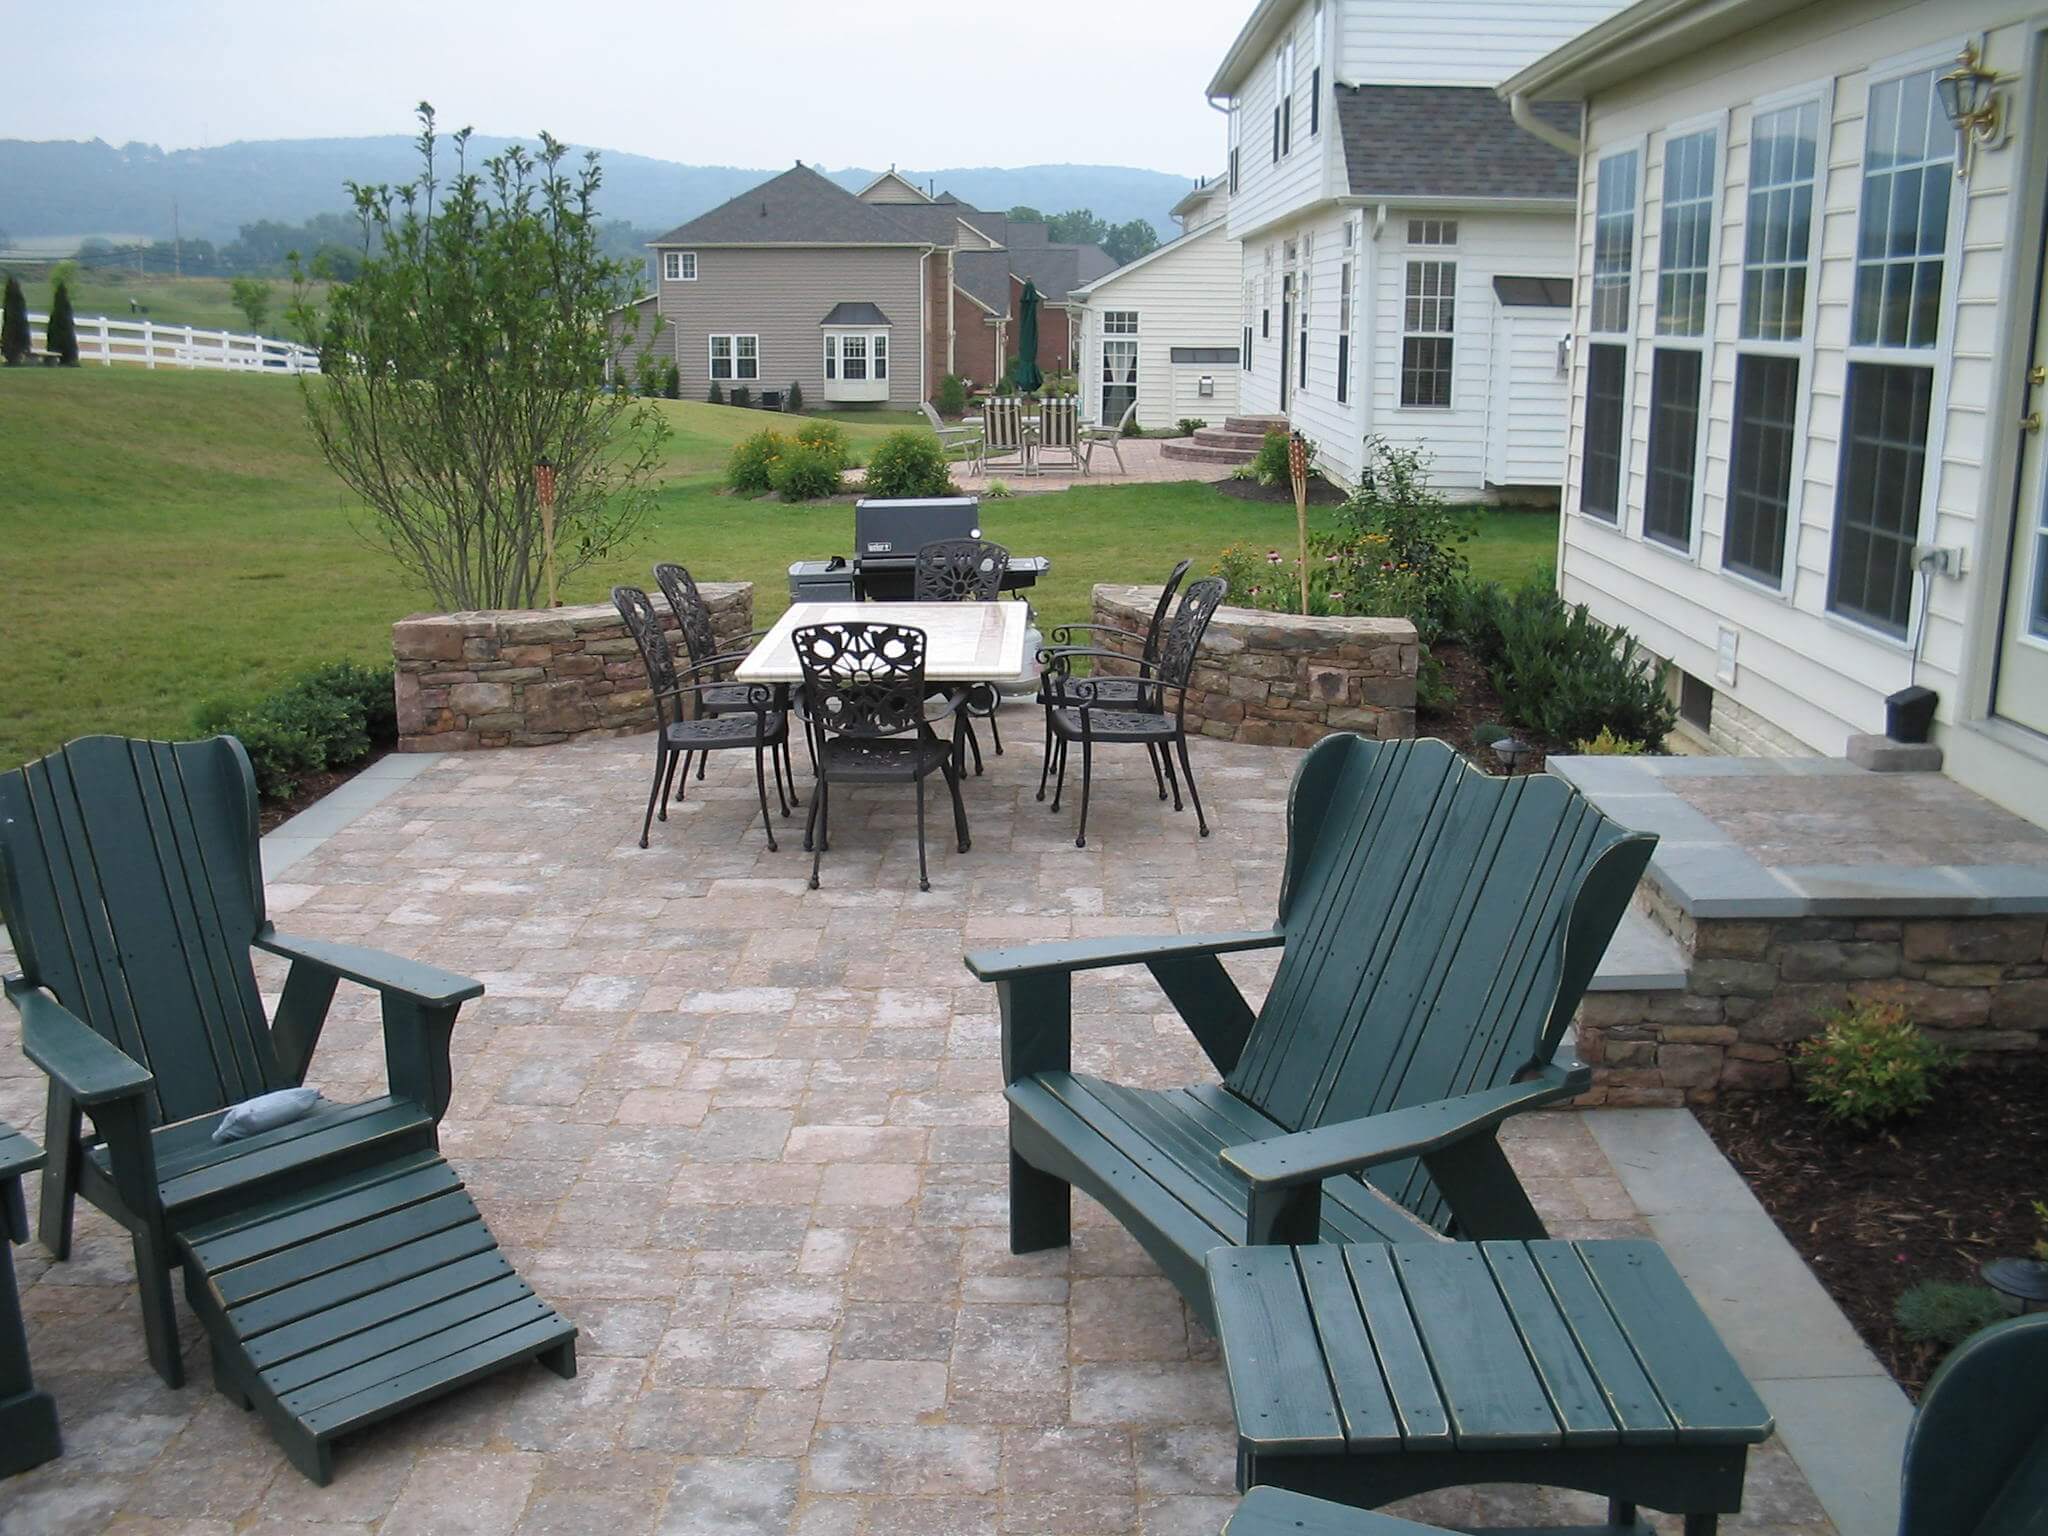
953, 249, 1012, 313
820, 301, 893, 326
1336, 86, 1581, 202
652, 164, 926, 247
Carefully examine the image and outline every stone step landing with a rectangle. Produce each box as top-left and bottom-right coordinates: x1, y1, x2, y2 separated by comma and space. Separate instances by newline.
1225, 414, 1289, 435
1161, 439, 1258, 465
1193, 426, 1269, 452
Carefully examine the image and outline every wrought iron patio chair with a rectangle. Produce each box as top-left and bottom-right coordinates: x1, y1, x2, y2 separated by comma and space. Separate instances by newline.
913, 537, 1011, 773
614, 585, 791, 851
921, 401, 984, 472
1043, 576, 1227, 846
1035, 397, 1081, 472
1079, 399, 1138, 474
981, 396, 1028, 473
1037, 558, 1192, 805
652, 561, 800, 790
794, 621, 971, 892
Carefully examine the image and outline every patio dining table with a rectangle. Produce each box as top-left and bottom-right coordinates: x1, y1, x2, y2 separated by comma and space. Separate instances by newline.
735, 600, 1032, 687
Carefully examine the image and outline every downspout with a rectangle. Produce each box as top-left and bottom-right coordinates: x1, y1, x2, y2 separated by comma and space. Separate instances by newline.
946, 247, 957, 377
1509, 92, 1582, 158
1359, 203, 1387, 447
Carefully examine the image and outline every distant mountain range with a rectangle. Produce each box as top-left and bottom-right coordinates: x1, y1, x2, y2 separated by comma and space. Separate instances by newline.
0, 136, 1202, 246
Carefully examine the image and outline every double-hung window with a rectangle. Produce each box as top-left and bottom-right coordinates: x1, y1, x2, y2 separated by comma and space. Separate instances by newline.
1298, 233, 1313, 390
1273, 38, 1294, 161
1337, 221, 1354, 404
1583, 150, 1638, 522
1309, 2, 1322, 137
1401, 256, 1455, 409
1724, 98, 1822, 587
709, 333, 757, 381
1228, 101, 1241, 194
663, 251, 697, 282
1830, 66, 1951, 638
1643, 127, 1717, 552
840, 334, 868, 381
1242, 280, 1253, 372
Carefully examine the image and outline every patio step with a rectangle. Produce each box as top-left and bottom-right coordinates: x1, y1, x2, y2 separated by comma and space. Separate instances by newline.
1225, 414, 1289, 435
1161, 439, 1259, 465
1192, 427, 1269, 452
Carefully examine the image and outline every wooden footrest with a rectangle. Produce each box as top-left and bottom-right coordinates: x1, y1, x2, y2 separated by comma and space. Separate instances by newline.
175, 1149, 576, 1484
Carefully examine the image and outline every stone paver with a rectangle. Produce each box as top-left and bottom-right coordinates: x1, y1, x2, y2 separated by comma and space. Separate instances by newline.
844, 435, 1237, 497
0, 715, 1841, 1533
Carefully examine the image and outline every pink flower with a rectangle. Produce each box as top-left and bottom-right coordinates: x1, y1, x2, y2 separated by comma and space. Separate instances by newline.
1266, 550, 1282, 564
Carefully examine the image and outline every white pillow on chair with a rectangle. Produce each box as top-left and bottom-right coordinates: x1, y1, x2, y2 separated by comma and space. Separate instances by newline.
211, 1087, 321, 1143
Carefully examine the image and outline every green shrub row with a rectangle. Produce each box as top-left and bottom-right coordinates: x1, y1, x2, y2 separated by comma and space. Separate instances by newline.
192, 660, 397, 801
725, 421, 855, 502
861, 430, 956, 499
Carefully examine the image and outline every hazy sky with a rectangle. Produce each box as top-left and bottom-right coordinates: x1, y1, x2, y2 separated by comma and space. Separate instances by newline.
1, 0, 1251, 175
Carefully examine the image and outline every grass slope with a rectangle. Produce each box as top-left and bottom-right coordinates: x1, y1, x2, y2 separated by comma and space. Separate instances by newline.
0, 369, 1556, 767
18, 274, 336, 336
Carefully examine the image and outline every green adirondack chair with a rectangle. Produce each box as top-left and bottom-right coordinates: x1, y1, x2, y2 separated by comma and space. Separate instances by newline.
0, 735, 574, 1480
1227, 1311, 2048, 1536
965, 734, 1656, 1326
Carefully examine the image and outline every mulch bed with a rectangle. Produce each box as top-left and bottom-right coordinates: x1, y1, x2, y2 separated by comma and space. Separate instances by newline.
1212, 476, 1349, 506
256, 747, 390, 835
1420, 641, 1566, 775
1696, 1057, 2048, 1396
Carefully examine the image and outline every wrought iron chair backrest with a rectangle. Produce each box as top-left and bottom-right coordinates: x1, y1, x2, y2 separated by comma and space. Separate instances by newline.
914, 539, 1010, 604
1157, 576, 1229, 690
613, 584, 687, 727
651, 562, 720, 670
984, 397, 1024, 452
1039, 397, 1078, 449
793, 622, 930, 741
1143, 559, 1195, 666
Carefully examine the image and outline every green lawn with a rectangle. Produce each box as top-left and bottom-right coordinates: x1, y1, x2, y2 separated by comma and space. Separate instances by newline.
17, 274, 335, 336
0, 368, 1557, 766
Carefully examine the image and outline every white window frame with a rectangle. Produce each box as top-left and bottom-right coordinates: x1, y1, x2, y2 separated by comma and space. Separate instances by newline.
1824, 44, 1970, 650
1298, 232, 1313, 392
709, 332, 758, 381
840, 332, 869, 382
1102, 310, 1138, 335
1640, 114, 1724, 563
1579, 140, 1644, 527
1229, 100, 1241, 194
1719, 81, 1832, 599
664, 251, 697, 282
1406, 218, 1458, 248
1399, 258, 1457, 410
1309, 1, 1323, 138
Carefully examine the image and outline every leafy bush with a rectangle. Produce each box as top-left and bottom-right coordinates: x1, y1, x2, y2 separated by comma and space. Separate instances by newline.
707, 379, 725, 405
1894, 1282, 2007, 1350
771, 440, 844, 502
1486, 582, 1676, 749
192, 662, 393, 801
986, 479, 1014, 499
862, 429, 955, 499
1251, 429, 1317, 486
2034, 1198, 2048, 1263
1333, 439, 1475, 641
1471, 721, 1510, 748
665, 362, 680, 400
791, 419, 850, 469
1575, 726, 1647, 755
1793, 1000, 1956, 1130
1416, 648, 1454, 714
726, 429, 787, 495
730, 385, 752, 410
1175, 418, 1208, 437
935, 374, 968, 416
785, 379, 804, 413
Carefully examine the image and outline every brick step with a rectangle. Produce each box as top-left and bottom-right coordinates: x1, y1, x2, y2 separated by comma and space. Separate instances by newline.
1192, 427, 1269, 451
1224, 415, 1289, 435
1160, 439, 1259, 465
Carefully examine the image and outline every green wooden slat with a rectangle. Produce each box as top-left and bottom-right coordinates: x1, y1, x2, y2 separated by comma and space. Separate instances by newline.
1576, 1242, 1772, 1444
1526, 1241, 1676, 1445
1344, 1246, 1451, 1449
1480, 1241, 1620, 1447
0, 1125, 43, 1182
1207, 1246, 1345, 1455
1229, 1487, 1446, 1536
227, 1223, 501, 1338
1392, 1243, 1560, 1450
1034, 1075, 1246, 1236
178, 1150, 450, 1252
242, 1251, 516, 1367
1293, 1244, 1402, 1451
281, 1292, 561, 1414
155, 1096, 403, 1182
159, 1102, 435, 1211
213, 1189, 481, 1306
1088, 1079, 1257, 1216
262, 1273, 537, 1395
296, 1314, 573, 1437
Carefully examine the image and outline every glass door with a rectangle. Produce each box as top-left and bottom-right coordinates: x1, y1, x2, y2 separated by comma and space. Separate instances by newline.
1995, 174, 2048, 735
1279, 272, 1294, 412
1101, 339, 1137, 426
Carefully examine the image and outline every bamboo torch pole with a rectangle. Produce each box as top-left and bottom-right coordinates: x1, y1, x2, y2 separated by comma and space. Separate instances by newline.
535, 457, 559, 609
1288, 431, 1310, 616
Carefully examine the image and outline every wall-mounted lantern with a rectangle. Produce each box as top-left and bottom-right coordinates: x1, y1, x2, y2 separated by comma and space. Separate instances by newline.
1937, 39, 2009, 179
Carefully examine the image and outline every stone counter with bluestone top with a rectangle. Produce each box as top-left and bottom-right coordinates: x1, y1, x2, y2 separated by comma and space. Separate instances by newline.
1088, 584, 1417, 747
392, 584, 752, 751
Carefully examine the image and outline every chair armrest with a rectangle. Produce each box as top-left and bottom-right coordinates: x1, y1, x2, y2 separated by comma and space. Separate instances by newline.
1046, 622, 1147, 647
1221, 1062, 1586, 1190
1040, 647, 1161, 675
255, 928, 483, 1007
966, 928, 1282, 983
6, 980, 153, 1106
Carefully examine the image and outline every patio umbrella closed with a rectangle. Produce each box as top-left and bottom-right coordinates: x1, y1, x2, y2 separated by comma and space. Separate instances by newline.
1013, 280, 1044, 394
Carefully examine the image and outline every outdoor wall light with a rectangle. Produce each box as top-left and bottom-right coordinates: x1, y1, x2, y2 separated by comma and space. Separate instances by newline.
1937, 40, 2009, 179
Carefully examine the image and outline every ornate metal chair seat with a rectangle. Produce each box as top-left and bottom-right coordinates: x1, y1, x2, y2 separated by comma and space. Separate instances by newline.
699, 681, 766, 715
1047, 704, 1176, 741
664, 710, 788, 749
816, 732, 954, 783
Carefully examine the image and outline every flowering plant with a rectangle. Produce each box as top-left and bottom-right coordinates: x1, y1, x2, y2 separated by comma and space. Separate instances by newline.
1792, 1000, 1955, 1131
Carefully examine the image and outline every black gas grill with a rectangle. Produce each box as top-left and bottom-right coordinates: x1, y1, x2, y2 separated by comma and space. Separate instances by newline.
838, 496, 1047, 602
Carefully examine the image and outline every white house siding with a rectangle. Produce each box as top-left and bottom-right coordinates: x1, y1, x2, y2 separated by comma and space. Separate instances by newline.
655, 246, 926, 408
1488, 307, 1572, 484
1335, 0, 1624, 88
1074, 223, 1245, 431
1555, 0, 2041, 815
1224, 1, 1342, 246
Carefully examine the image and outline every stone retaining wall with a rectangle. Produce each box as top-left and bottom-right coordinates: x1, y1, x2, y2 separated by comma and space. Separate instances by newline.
1574, 901, 2048, 1106
1090, 585, 1417, 746
393, 585, 753, 751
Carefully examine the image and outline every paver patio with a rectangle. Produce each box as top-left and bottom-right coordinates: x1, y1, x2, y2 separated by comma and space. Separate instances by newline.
841, 436, 1240, 497
0, 720, 1842, 1534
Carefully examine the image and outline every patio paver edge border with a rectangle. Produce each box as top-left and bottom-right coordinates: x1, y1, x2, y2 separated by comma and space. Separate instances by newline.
260, 752, 445, 879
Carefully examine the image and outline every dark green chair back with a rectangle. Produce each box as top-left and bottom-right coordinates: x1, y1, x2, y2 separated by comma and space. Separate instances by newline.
0, 735, 283, 1127
1226, 736, 1654, 1228
1898, 1313, 2048, 1536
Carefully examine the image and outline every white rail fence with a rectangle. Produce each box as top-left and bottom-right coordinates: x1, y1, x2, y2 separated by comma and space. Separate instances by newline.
24, 313, 321, 374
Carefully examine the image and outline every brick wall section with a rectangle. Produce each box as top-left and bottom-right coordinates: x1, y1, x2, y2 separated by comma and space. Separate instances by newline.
923, 252, 950, 403
392, 585, 753, 751
1091, 585, 1417, 747
951, 297, 1000, 394
1574, 898, 2048, 1106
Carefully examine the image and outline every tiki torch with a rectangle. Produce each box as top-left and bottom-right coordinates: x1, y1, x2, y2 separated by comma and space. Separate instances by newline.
1288, 431, 1310, 616
534, 457, 559, 609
